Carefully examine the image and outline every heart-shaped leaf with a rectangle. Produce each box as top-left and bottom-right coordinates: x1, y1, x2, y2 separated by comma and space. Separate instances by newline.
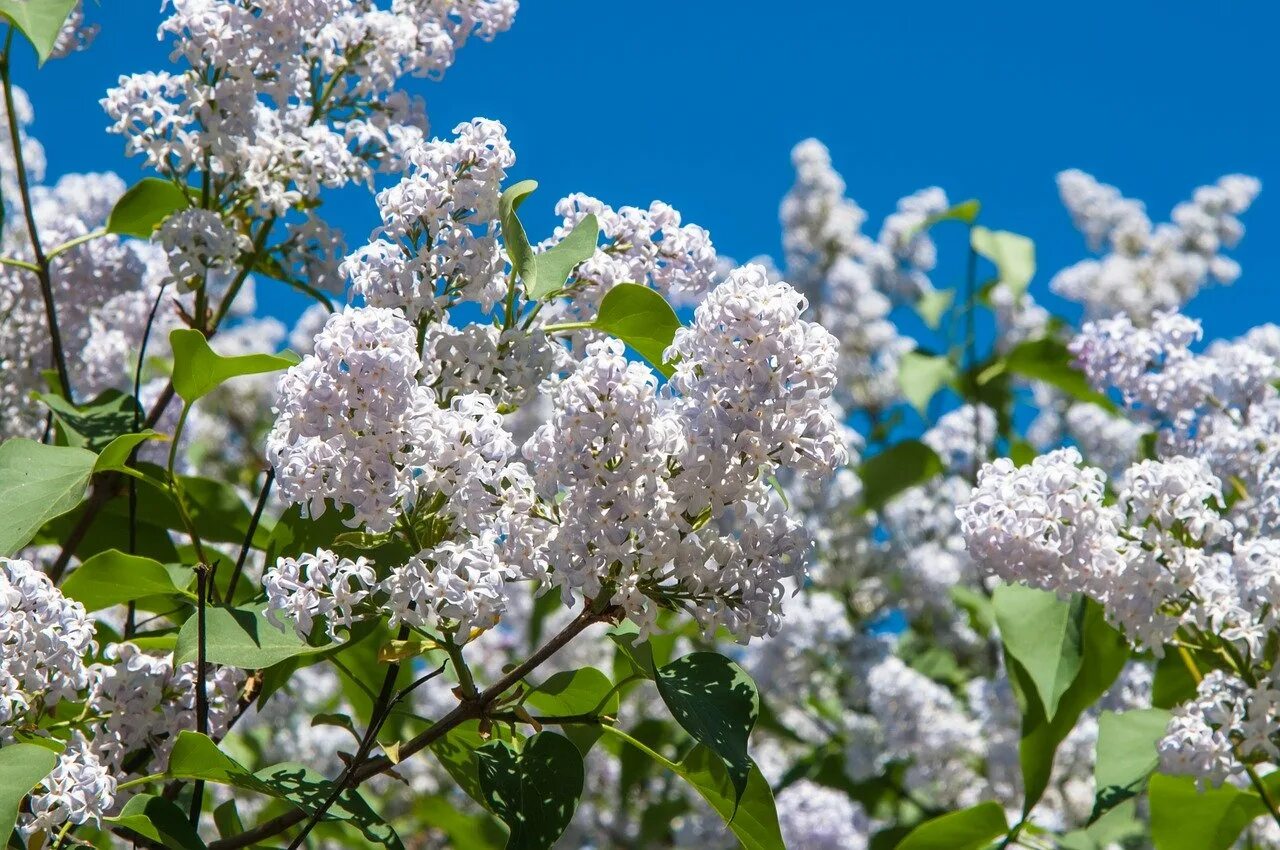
477, 732, 584, 850
655, 651, 759, 805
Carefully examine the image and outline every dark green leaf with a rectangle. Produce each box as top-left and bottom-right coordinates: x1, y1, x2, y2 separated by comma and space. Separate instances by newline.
477, 732, 584, 850
526, 667, 619, 755
857, 440, 944, 512
173, 604, 328, 669
0, 0, 78, 64
38, 389, 141, 452
169, 328, 298, 404
105, 794, 207, 849
60, 548, 192, 611
430, 720, 498, 808
993, 584, 1085, 721
895, 801, 1008, 850
655, 652, 759, 805
587, 283, 682, 378
999, 337, 1114, 409
212, 799, 244, 839
0, 438, 96, 556
254, 762, 403, 849
897, 351, 957, 414
0, 743, 57, 843
527, 214, 599, 300
106, 178, 190, 238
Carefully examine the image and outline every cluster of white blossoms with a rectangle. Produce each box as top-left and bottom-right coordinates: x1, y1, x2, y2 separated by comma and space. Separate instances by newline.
0, 559, 95, 729
774, 780, 871, 850
1051, 169, 1260, 322
347, 118, 515, 317
958, 447, 1249, 650
0, 165, 166, 438
778, 138, 945, 409
265, 550, 378, 641
102, 0, 516, 215
541, 193, 720, 317
157, 208, 252, 291
23, 741, 117, 837
267, 130, 845, 641
1156, 670, 1275, 788
85, 643, 244, 773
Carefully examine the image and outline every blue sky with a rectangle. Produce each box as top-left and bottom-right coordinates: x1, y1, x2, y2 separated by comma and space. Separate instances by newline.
13, 1, 1279, 340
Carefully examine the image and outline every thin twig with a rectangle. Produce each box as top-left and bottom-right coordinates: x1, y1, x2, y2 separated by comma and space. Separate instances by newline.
0, 28, 72, 401
208, 604, 616, 850
226, 468, 274, 599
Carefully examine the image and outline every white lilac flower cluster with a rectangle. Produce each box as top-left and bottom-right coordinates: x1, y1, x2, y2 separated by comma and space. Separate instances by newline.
22, 741, 117, 837
959, 308, 1280, 789
1051, 169, 1260, 322
775, 780, 871, 850
346, 118, 515, 317
267, 152, 845, 641
0, 558, 95, 729
0, 164, 166, 438
102, 0, 516, 216
85, 642, 244, 773
540, 193, 720, 318
1156, 670, 1275, 788
779, 138, 946, 409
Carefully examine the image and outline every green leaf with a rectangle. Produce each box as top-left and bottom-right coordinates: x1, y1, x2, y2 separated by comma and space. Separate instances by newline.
167, 731, 254, 786
971, 226, 1035, 297
500, 179, 538, 287
607, 620, 657, 679
38, 389, 141, 452
103, 469, 273, 548
106, 178, 190, 238
94, 430, 167, 478
526, 667, 619, 756
430, 720, 499, 807
166, 734, 401, 846
254, 762, 403, 849
477, 732, 584, 850
0, 438, 96, 556
914, 289, 954, 330
857, 440, 944, 512
655, 651, 759, 805
1149, 773, 1268, 850
1090, 708, 1171, 822
174, 604, 328, 669
895, 800, 1008, 850
212, 799, 244, 839
105, 794, 207, 849
0, 0, 79, 64
60, 549, 192, 611
897, 351, 957, 414
586, 283, 682, 378
999, 337, 1114, 409
602, 730, 784, 850
527, 214, 599, 300
169, 328, 298, 404
0, 743, 57, 843
907, 199, 982, 238
993, 584, 1085, 721
1011, 599, 1129, 813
